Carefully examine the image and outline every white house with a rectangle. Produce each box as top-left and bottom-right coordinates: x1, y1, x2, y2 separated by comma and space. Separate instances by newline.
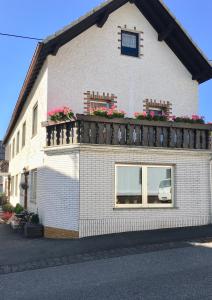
3, 0, 212, 238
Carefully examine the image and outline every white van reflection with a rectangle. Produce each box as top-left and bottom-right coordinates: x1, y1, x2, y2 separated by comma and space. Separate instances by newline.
158, 179, 172, 202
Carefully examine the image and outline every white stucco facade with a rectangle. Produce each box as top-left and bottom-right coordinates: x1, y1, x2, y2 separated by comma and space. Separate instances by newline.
3, 2, 211, 238
48, 3, 198, 117
7, 63, 48, 208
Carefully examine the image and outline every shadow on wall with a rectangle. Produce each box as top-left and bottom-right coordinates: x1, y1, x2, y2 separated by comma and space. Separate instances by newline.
37, 156, 79, 233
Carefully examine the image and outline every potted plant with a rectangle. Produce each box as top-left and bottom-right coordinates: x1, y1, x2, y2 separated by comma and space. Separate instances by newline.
47, 106, 75, 123
134, 111, 168, 122
24, 213, 44, 238
172, 115, 205, 124
91, 105, 126, 118
2, 203, 14, 222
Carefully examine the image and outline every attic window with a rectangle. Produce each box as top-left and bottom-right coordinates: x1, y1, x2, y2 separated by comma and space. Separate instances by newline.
121, 30, 139, 57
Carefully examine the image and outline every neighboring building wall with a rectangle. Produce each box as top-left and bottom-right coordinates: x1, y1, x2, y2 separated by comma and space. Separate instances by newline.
38, 149, 80, 237
6, 63, 48, 207
0, 141, 5, 160
79, 146, 211, 238
48, 2, 198, 118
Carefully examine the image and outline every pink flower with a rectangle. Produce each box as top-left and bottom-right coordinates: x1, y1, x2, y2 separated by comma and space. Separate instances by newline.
63, 106, 71, 114
142, 111, 147, 117
150, 111, 155, 118
192, 115, 200, 120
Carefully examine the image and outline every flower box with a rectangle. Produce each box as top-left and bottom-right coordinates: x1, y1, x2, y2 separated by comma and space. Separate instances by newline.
24, 223, 44, 238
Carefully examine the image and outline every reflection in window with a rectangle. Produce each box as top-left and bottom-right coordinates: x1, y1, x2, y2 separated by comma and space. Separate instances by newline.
116, 166, 142, 205
115, 165, 173, 208
89, 101, 110, 110
121, 31, 139, 57
147, 167, 172, 204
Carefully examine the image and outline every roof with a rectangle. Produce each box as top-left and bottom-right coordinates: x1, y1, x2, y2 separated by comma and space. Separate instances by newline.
3, 0, 212, 144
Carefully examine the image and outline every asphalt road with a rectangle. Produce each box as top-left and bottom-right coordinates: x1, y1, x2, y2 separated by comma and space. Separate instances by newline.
1, 242, 212, 300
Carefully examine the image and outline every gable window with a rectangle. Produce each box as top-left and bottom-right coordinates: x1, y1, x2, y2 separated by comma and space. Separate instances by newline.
16, 131, 20, 154
115, 164, 174, 208
30, 169, 37, 203
121, 31, 139, 57
32, 103, 38, 137
22, 121, 26, 148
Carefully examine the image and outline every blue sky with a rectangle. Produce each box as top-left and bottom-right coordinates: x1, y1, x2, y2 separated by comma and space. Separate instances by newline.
0, 0, 211, 140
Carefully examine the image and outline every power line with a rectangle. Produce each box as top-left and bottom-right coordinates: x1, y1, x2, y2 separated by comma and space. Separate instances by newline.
0, 32, 43, 41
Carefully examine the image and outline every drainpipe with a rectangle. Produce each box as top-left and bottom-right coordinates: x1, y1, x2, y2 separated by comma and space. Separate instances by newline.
23, 167, 29, 210
210, 158, 212, 224
7, 175, 11, 203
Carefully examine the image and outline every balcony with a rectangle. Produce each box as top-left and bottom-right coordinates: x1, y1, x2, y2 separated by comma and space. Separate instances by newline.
44, 114, 212, 150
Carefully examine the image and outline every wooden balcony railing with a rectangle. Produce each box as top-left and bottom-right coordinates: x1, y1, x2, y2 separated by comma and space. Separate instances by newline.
44, 114, 212, 150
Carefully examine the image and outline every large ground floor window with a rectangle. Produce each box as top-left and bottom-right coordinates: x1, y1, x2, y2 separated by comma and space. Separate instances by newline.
115, 164, 174, 208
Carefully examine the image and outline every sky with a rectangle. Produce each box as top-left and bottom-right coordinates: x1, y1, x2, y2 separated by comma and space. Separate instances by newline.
0, 0, 211, 140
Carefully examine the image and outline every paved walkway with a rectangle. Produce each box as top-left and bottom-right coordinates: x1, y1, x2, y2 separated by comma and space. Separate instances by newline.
1, 224, 212, 275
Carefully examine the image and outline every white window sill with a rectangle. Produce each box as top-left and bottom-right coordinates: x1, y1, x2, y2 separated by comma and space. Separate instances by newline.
114, 206, 177, 210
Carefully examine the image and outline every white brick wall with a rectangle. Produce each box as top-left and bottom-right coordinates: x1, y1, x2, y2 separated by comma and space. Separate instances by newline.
79, 146, 212, 237
38, 149, 80, 232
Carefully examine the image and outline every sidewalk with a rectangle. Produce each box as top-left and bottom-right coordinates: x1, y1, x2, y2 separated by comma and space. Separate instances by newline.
0, 224, 212, 275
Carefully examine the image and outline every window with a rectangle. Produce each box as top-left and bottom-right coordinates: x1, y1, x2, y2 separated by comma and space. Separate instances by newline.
30, 169, 37, 203
22, 121, 26, 148
16, 131, 20, 154
9, 144, 11, 161
148, 107, 164, 117
12, 138, 15, 158
32, 103, 38, 137
11, 176, 14, 196
89, 101, 110, 110
84, 91, 117, 114
121, 31, 139, 57
115, 164, 174, 208
15, 174, 19, 197
143, 99, 172, 118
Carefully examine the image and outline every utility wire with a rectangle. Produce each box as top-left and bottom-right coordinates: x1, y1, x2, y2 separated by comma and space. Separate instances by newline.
0, 32, 43, 41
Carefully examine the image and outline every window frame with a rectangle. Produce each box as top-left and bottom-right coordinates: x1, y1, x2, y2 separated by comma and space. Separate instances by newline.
121, 30, 139, 58
30, 169, 37, 203
11, 176, 14, 196
15, 174, 19, 197
115, 164, 174, 209
16, 131, 20, 154
22, 121, 26, 148
32, 103, 38, 137
12, 138, 15, 158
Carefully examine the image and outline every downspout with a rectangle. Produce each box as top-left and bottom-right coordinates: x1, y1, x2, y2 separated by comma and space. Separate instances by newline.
210, 157, 212, 224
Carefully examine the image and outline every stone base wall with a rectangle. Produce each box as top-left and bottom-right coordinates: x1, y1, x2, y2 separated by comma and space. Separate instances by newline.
44, 226, 79, 239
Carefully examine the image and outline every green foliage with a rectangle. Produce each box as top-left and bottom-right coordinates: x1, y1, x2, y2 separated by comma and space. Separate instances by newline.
14, 203, 24, 214
30, 214, 39, 225
2, 203, 14, 213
